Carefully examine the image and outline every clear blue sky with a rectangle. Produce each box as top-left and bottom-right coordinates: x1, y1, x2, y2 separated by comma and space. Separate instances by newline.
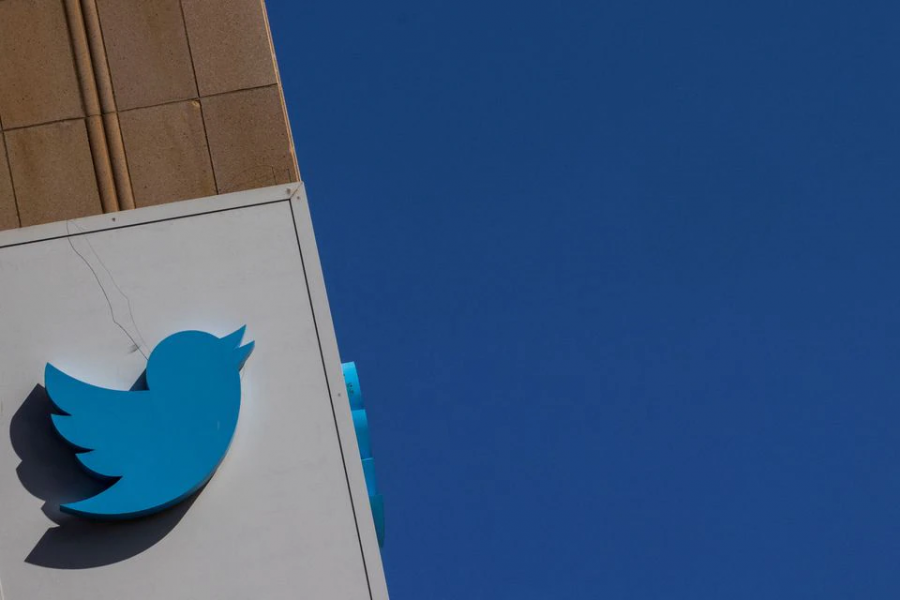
268, 2, 900, 598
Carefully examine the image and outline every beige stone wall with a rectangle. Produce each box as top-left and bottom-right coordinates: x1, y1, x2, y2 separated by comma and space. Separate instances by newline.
0, 0, 299, 230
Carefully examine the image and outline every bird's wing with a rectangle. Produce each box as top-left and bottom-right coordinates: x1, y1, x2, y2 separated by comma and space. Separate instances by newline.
46, 364, 149, 480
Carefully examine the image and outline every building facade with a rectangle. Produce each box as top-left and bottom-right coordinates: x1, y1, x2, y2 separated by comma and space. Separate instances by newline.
0, 3, 388, 598
0, 0, 299, 229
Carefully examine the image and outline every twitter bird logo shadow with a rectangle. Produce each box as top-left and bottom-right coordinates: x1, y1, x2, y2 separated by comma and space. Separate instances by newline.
9, 384, 199, 569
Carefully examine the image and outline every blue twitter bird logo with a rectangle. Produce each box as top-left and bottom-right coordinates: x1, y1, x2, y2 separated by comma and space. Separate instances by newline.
45, 327, 254, 520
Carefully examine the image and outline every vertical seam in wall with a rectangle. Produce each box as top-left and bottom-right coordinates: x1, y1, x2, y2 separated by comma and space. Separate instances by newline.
85, 116, 118, 213
81, 0, 116, 112
195, 101, 220, 194
177, 0, 201, 99
82, 0, 136, 211
103, 113, 135, 210
2, 133, 23, 227
63, 0, 118, 214
178, 0, 220, 193
63, 0, 100, 116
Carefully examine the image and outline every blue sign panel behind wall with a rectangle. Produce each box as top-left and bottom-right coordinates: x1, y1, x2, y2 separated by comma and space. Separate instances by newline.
342, 362, 385, 547
46, 327, 255, 520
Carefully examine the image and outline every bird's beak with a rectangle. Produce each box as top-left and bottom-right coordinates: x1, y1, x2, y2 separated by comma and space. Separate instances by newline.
222, 326, 255, 370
